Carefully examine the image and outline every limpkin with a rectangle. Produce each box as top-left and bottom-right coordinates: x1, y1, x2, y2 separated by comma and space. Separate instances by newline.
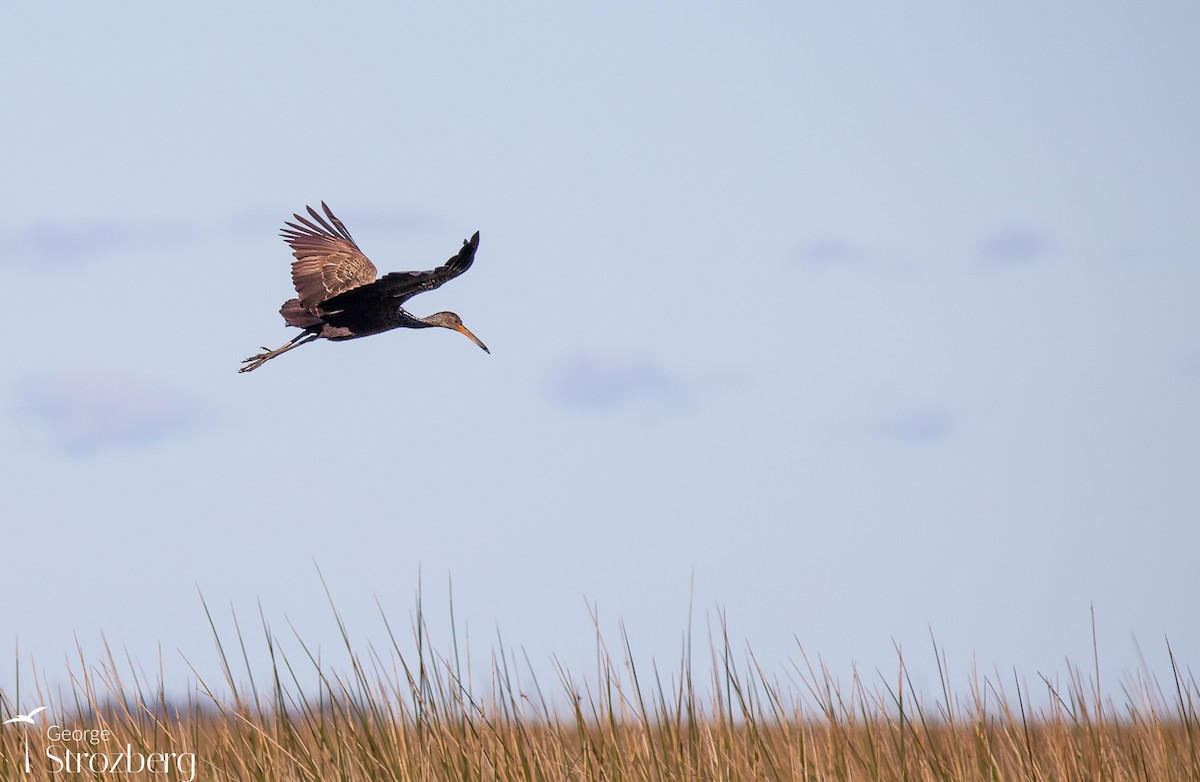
240, 203, 488, 373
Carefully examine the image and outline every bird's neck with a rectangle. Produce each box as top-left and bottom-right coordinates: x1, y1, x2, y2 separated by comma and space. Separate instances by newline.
397, 307, 435, 329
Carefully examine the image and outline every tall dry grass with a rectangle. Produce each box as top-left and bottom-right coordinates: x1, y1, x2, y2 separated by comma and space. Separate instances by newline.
2, 587, 1197, 781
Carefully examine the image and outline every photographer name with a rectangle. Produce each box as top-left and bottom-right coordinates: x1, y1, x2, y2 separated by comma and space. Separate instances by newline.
43, 725, 196, 781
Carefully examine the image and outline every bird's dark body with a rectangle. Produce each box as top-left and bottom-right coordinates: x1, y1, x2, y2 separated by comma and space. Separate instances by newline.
320, 305, 413, 341
289, 241, 479, 340
239, 203, 487, 372
316, 287, 429, 342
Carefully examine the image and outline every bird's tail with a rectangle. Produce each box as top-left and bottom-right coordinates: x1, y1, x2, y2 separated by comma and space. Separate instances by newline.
280, 299, 322, 329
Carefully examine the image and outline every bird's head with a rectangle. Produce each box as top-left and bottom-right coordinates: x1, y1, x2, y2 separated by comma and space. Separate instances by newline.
425, 311, 490, 353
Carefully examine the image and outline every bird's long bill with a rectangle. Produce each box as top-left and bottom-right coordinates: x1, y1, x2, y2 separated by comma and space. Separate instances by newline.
456, 323, 490, 353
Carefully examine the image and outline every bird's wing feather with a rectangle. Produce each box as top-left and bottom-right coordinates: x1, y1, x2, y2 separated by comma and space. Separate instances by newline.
281, 202, 378, 312
371, 231, 480, 303
320, 231, 480, 312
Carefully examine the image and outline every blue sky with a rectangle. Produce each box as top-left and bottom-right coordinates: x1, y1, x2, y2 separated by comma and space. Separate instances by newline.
3, 2, 1198, 705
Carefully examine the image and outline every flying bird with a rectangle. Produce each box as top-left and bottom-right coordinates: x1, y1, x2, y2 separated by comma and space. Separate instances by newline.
240, 203, 488, 373
2, 706, 46, 725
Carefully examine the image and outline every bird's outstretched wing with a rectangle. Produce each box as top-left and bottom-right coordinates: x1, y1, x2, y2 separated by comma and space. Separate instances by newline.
319, 231, 480, 312
281, 202, 379, 312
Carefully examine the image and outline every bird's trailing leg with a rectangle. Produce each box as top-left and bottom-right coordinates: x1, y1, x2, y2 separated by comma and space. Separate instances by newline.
239, 331, 319, 373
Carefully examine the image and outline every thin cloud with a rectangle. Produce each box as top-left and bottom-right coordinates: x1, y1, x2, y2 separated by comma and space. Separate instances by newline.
795, 238, 874, 269
17, 369, 200, 455
869, 404, 956, 443
975, 226, 1052, 268
548, 352, 683, 411
1181, 350, 1200, 377
3, 206, 442, 268
2, 218, 193, 267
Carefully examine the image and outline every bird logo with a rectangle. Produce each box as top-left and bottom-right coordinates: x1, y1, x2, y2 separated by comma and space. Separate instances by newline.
3, 706, 47, 773
2, 706, 47, 726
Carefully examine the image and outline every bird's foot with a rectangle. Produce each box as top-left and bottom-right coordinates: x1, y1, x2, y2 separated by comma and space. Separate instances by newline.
238, 351, 273, 373
238, 332, 316, 374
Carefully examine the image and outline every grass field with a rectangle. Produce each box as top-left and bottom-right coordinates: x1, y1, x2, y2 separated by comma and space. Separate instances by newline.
3, 592, 1197, 781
